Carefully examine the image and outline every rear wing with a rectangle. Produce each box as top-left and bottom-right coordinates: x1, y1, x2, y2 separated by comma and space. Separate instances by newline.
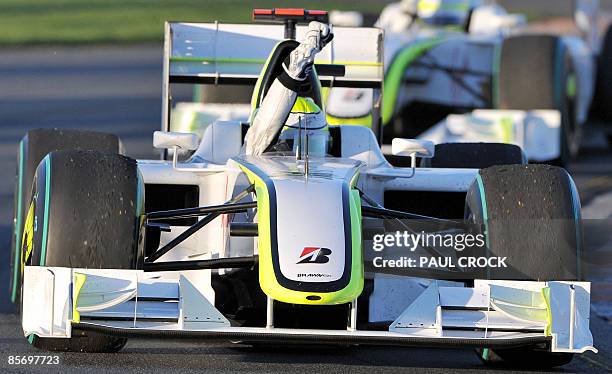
162, 22, 384, 131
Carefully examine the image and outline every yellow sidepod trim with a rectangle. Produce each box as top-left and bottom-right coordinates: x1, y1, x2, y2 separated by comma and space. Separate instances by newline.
542, 287, 552, 336
72, 273, 87, 323
349, 187, 364, 297
238, 164, 364, 305
326, 113, 373, 128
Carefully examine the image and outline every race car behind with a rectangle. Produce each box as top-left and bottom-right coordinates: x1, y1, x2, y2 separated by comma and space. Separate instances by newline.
329, 0, 612, 166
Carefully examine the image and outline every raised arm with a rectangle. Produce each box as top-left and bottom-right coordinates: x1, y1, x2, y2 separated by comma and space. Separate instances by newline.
244, 21, 332, 156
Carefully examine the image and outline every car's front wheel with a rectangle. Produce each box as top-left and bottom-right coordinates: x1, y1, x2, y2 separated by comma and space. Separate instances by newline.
21, 150, 144, 352
465, 164, 581, 368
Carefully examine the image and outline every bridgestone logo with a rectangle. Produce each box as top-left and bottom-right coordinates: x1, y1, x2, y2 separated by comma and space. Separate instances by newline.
297, 247, 332, 264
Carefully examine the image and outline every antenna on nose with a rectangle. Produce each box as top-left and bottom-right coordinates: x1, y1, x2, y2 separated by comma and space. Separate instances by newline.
296, 115, 302, 161
305, 126, 310, 179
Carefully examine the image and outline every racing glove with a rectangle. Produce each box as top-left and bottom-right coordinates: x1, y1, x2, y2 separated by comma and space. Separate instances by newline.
280, 21, 334, 86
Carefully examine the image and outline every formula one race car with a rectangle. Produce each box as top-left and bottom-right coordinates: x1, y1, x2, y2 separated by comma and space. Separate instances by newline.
329, 0, 612, 166
10, 9, 596, 368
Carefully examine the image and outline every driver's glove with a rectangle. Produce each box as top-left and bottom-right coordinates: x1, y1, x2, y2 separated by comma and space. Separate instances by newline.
282, 21, 334, 83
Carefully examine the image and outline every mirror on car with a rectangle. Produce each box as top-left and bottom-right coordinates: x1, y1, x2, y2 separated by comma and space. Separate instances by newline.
153, 131, 199, 151
391, 138, 435, 159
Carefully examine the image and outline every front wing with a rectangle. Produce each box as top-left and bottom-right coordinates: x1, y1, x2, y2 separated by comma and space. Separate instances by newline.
21, 266, 596, 353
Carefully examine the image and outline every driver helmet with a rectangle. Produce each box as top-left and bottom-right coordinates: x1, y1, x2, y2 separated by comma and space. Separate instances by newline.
415, 0, 473, 26
278, 97, 329, 156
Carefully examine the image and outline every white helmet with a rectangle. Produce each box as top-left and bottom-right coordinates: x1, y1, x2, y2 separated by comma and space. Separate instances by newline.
278, 97, 329, 156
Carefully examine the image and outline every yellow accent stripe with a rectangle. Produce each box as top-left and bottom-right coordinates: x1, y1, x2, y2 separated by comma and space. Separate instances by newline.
418, 0, 470, 13
542, 287, 552, 336
291, 97, 321, 114
72, 273, 87, 323
326, 113, 372, 127
500, 116, 514, 143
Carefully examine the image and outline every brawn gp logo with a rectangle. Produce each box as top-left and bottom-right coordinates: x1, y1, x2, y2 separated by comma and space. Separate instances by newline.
297, 247, 332, 264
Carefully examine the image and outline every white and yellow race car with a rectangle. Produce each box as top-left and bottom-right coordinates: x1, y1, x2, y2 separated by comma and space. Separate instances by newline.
330, 0, 612, 166
10, 9, 595, 368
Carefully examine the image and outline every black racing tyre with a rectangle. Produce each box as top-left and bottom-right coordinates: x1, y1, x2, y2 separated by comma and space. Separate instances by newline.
592, 23, 612, 122
420, 143, 526, 168
465, 164, 582, 281
9, 129, 121, 306
22, 150, 144, 352
465, 165, 581, 368
498, 35, 579, 166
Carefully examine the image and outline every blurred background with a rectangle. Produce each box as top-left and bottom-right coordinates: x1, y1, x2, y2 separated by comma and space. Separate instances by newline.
0, 0, 611, 44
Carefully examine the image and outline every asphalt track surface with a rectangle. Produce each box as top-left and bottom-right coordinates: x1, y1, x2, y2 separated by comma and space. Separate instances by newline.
0, 45, 611, 373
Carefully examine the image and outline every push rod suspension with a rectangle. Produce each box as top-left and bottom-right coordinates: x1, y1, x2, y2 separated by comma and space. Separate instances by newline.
147, 202, 256, 220
143, 256, 257, 272
146, 185, 255, 262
